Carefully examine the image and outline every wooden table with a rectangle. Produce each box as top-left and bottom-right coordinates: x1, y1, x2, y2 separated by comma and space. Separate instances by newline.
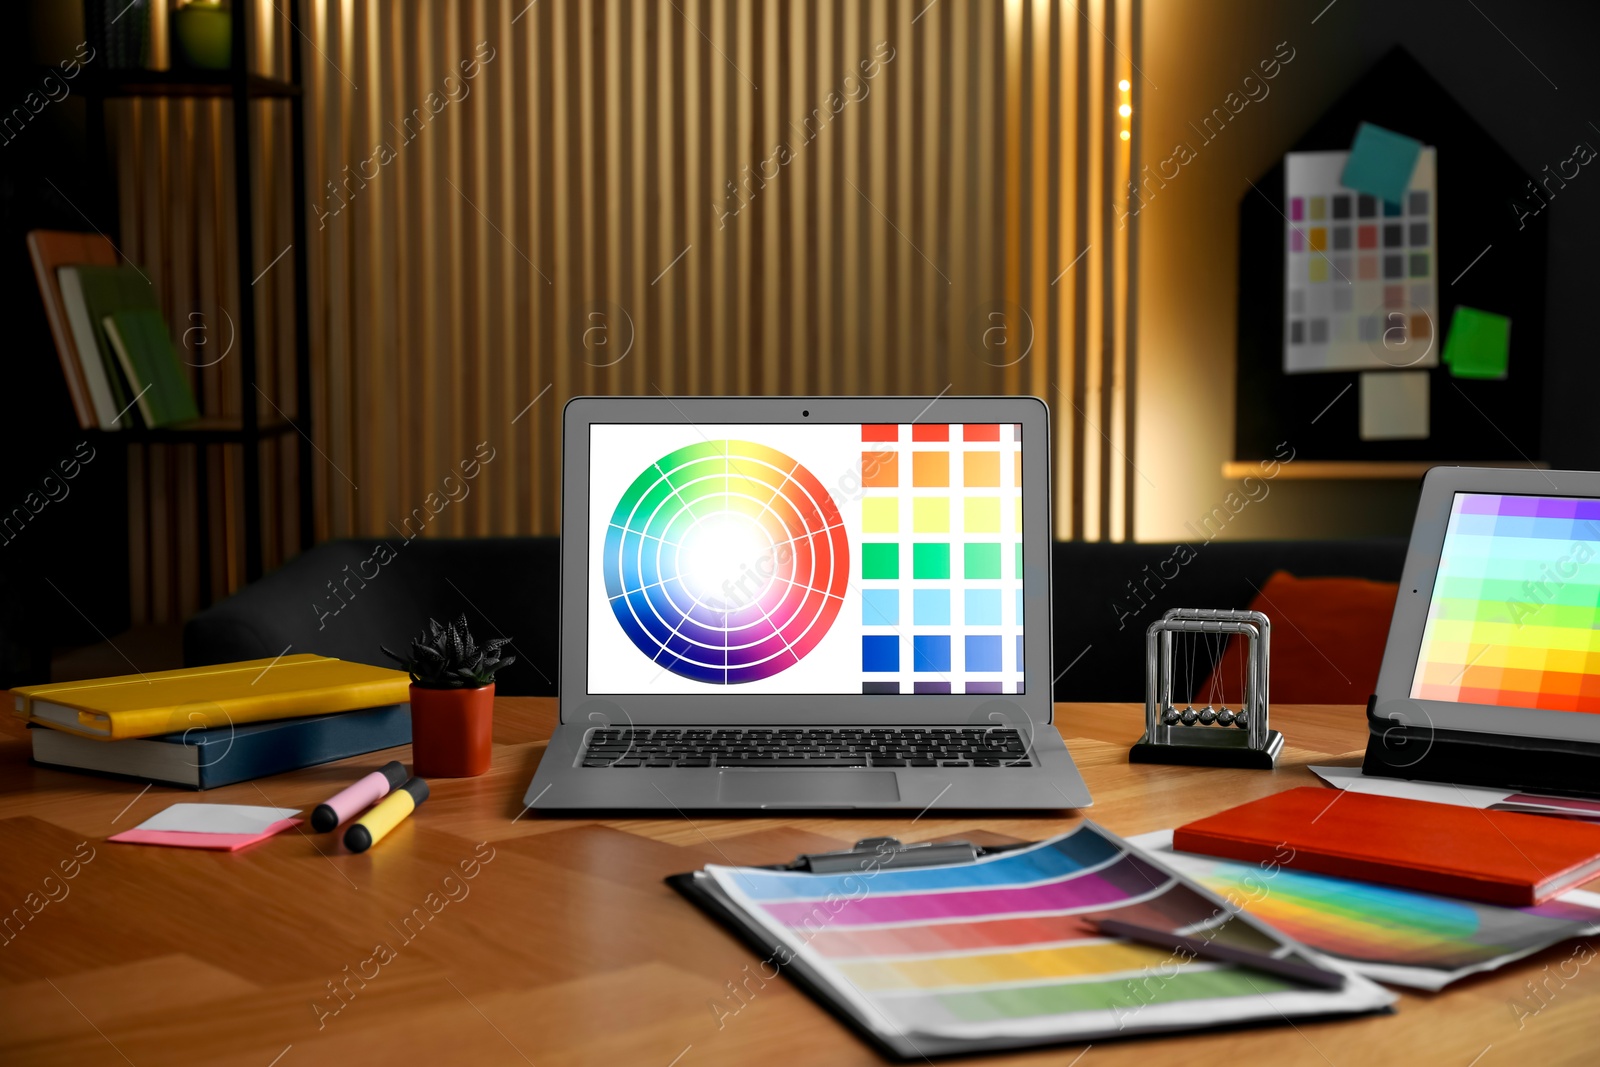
1, 701, 1595, 1066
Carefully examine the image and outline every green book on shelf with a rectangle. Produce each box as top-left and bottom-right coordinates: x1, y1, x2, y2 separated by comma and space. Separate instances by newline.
58, 264, 156, 427
102, 309, 200, 428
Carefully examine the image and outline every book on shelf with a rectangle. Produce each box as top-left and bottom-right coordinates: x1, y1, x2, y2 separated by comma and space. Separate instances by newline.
103, 308, 200, 427
57, 263, 160, 429
30, 704, 412, 789
26, 230, 119, 429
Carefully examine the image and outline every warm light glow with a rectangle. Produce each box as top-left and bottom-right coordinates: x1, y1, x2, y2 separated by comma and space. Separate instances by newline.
1118, 104, 1132, 117
1120, 130, 1130, 141
1118, 79, 1131, 91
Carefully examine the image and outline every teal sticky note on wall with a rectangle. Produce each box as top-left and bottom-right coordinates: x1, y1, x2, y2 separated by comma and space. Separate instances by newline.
1341, 122, 1423, 207
1442, 306, 1511, 380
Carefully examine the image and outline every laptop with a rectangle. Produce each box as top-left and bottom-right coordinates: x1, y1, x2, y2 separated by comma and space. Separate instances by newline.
523, 395, 1092, 811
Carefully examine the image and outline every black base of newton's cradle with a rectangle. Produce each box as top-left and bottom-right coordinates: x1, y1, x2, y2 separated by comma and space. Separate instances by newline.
1129, 730, 1285, 769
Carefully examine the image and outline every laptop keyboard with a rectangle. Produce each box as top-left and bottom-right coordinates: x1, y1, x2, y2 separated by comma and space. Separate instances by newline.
581, 727, 1032, 768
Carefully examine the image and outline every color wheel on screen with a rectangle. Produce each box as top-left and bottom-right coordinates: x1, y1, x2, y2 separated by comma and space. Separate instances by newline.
602, 440, 849, 683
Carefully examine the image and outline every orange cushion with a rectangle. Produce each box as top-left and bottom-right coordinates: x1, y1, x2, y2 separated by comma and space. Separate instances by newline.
1198, 570, 1399, 706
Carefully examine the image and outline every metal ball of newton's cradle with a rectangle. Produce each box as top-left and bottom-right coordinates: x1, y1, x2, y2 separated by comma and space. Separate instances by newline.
1199, 707, 1217, 725
1163, 706, 1181, 726
1181, 707, 1200, 725
1218, 708, 1236, 727
1234, 709, 1250, 729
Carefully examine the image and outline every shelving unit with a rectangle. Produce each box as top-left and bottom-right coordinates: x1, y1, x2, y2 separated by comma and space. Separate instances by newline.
81, 1, 312, 586
1221, 460, 1550, 480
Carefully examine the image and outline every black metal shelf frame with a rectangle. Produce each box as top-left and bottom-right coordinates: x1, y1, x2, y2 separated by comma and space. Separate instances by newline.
82, 0, 314, 586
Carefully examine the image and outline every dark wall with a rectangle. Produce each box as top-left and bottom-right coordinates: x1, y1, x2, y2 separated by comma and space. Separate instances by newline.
1, 5, 129, 686
1302, 0, 1600, 468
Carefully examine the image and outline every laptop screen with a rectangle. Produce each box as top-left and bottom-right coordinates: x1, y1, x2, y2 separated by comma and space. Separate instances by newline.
1410, 492, 1600, 713
588, 422, 1025, 696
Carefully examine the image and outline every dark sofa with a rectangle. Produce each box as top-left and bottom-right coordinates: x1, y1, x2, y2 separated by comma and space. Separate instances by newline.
184, 536, 1407, 702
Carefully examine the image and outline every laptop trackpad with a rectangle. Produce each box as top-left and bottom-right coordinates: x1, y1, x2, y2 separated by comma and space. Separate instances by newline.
718, 770, 900, 806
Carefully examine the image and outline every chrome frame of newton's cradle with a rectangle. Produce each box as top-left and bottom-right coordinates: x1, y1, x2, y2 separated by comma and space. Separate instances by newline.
1130, 608, 1284, 769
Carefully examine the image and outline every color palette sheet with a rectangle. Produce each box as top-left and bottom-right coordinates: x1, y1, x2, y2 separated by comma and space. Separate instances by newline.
1137, 829, 1600, 991
1283, 148, 1439, 374
702, 823, 1390, 1054
1410, 492, 1600, 713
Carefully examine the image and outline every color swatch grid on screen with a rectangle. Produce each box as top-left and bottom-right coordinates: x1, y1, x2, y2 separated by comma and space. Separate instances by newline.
1411, 493, 1600, 713
1283, 149, 1439, 374
603, 439, 848, 683
706, 824, 1386, 1041
858, 423, 1024, 694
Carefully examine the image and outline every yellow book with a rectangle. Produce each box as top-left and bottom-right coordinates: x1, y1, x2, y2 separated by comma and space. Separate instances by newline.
10, 654, 411, 741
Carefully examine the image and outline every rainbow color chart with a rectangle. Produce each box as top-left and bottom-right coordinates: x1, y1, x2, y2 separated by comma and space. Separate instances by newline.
602, 440, 849, 684
705, 825, 1390, 1051
859, 423, 1025, 695
1411, 493, 1600, 713
1148, 832, 1600, 989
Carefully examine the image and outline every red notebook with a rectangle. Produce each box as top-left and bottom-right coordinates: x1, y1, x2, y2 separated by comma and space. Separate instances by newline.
1173, 786, 1600, 906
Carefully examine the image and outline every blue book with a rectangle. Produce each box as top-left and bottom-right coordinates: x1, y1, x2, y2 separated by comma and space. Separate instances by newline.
29, 704, 411, 789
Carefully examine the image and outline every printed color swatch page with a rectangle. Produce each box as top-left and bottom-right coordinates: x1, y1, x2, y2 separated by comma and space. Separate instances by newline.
1411, 493, 1600, 713
1283, 149, 1439, 374
1139, 830, 1600, 992
705, 824, 1391, 1052
588, 423, 1024, 695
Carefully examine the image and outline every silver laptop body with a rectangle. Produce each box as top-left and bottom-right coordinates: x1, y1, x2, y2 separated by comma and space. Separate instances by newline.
524, 395, 1092, 811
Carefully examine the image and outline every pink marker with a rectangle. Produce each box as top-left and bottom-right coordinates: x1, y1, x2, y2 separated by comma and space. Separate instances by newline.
311, 761, 408, 832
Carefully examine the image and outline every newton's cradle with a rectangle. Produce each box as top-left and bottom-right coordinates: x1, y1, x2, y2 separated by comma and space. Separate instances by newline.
1130, 607, 1284, 769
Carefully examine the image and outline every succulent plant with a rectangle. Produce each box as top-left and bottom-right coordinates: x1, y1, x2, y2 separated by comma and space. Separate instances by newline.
382, 614, 515, 689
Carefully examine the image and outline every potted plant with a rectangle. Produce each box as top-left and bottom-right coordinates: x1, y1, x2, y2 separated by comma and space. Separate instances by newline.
383, 615, 514, 778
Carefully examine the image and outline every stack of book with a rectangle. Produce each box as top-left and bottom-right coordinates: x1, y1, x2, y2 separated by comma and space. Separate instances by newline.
12, 655, 413, 789
28, 229, 200, 430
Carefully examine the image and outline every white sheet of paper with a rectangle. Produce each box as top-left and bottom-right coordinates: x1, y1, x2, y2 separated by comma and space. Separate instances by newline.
1359, 370, 1430, 440
133, 803, 300, 836
1310, 764, 1512, 806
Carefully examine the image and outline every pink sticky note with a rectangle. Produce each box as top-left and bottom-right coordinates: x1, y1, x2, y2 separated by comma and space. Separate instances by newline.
109, 818, 302, 851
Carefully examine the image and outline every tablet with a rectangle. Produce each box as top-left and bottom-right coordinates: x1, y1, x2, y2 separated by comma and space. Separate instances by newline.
1374, 466, 1600, 746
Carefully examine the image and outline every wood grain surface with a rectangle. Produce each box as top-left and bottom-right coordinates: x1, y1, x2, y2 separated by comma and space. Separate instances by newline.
1, 699, 1595, 1065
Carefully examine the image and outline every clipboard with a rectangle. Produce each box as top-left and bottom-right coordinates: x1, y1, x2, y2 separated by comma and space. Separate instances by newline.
666, 837, 1029, 1060
666, 833, 1362, 1059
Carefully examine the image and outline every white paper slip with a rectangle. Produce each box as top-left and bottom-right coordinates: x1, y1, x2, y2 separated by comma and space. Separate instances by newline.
1310, 765, 1600, 822
1309, 764, 1511, 807
1359, 370, 1429, 440
132, 803, 301, 836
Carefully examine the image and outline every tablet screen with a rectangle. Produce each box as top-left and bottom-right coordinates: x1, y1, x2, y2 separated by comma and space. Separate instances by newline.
1411, 492, 1600, 713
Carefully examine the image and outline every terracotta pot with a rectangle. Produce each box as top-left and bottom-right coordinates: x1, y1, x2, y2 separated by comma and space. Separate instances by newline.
409, 682, 494, 777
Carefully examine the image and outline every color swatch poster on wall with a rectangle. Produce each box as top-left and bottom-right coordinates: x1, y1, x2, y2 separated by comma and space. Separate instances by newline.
1283, 148, 1439, 374
588, 423, 1024, 696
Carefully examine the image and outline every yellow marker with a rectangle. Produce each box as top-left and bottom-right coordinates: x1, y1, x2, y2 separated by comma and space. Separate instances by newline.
344, 777, 429, 853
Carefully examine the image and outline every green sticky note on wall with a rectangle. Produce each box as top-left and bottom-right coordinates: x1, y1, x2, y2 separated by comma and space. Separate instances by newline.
1442, 306, 1511, 380
1341, 122, 1423, 207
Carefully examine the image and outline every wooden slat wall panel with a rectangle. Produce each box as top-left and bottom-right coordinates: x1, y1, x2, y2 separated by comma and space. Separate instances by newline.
112, 0, 1140, 622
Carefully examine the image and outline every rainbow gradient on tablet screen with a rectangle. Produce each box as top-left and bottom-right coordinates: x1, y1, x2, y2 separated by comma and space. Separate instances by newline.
1411, 492, 1600, 713
603, 440, 849, 684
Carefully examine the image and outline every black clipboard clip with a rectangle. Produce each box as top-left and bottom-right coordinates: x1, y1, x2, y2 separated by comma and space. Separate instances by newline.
785, 836, 1010, 873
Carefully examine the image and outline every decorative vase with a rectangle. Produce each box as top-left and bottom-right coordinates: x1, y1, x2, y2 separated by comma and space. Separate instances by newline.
173, 1, 232, 71
408, 682, 494, 777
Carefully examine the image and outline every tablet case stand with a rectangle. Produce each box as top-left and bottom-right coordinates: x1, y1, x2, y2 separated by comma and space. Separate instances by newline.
1362, 696, 1600, 800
